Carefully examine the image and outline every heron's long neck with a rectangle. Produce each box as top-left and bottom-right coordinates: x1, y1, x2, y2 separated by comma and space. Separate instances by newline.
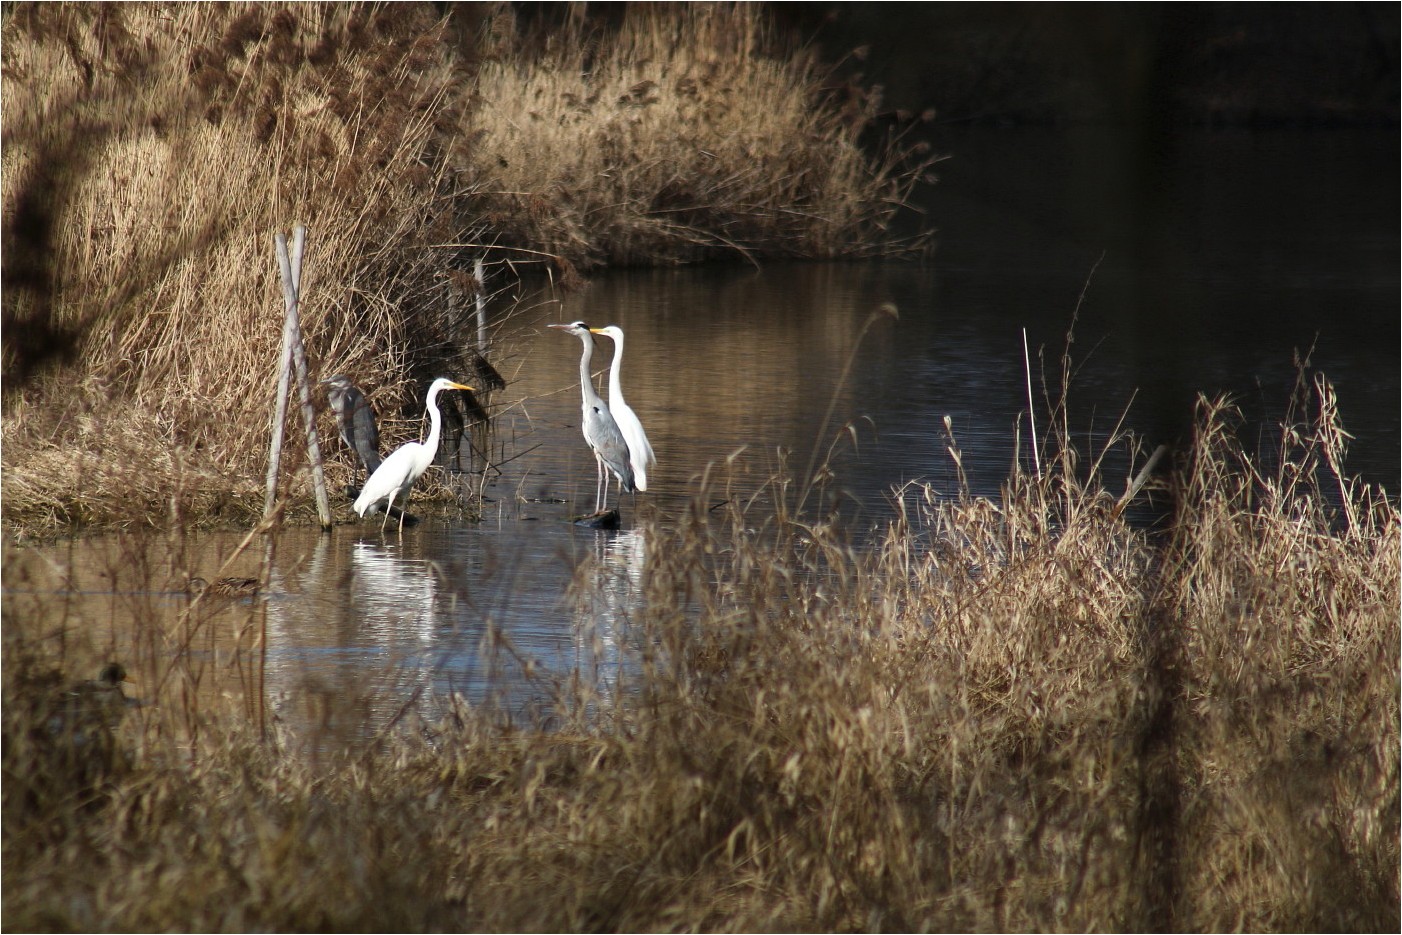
423, 386, 444, 450
577, 335, 603, 408
606, 333, 626, 405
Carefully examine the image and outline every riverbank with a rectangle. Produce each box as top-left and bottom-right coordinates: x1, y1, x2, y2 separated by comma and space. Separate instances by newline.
1, 3, 934, 535
4, 392, 1396, 930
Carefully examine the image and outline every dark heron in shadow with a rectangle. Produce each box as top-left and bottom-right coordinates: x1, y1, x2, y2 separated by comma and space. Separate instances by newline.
320, 374, 383, 479
321, 374, 418, 526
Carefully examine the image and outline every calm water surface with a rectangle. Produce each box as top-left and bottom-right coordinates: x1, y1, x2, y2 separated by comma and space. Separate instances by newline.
10, 127, 1396, 742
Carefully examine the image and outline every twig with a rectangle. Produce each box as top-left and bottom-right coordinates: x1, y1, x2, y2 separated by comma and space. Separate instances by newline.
798, 303, 899, 514
1113, 444, 1168, 519
1023, 327, 1041, 481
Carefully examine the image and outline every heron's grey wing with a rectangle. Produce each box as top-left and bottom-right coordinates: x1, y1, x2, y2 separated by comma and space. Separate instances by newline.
349, 390, 382, 474
585, 405, 636, 492
326, 385, 357, 452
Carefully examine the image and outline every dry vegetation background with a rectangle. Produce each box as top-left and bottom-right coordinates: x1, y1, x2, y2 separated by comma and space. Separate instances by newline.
1, 2, 930, 533
3, 391, 1397, 931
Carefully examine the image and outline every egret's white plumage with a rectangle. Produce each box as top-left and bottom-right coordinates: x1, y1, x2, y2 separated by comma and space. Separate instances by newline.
589, 325, 655, 492
353, 377, 474, 532
548, 321, 635, 512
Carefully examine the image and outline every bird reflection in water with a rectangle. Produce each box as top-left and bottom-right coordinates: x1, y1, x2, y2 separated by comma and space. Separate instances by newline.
260, 539, 444, 754
572, 526, 649, 712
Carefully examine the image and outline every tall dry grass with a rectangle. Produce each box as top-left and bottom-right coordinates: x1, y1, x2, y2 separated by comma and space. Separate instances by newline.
4, 377, 1395, 931
1, 2, 933, 534
458, 4, 934, 271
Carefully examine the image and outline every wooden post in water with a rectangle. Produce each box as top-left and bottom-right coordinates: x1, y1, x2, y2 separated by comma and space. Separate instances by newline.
263, 294, 296, 518
1023, 327, 1041, 482
474, 256, 488, 353
264, 226, 332, 530
278, 228, 333, 530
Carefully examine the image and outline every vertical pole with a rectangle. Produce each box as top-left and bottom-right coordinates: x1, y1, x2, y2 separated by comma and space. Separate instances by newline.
263, 272, 295, 519
475, 256, 487, 353
1023, 327, 1041, 482
260, 234, 298, 740
277, 226, 332, 530
467, 256, 489, 476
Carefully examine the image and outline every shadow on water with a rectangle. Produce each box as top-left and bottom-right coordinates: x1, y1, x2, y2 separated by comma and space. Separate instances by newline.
7, 126, 1395, 748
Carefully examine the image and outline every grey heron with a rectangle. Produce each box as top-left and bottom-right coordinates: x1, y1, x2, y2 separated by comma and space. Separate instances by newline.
320, 374, 383, 478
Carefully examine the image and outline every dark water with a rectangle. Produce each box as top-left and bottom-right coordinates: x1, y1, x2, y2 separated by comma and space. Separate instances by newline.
914, 124, 1399, 491
10, 127, 1396, 741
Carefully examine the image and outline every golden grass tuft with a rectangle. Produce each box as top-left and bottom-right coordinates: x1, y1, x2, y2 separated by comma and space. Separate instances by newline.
458, 4, 933, 269
3, 377, 1396, 931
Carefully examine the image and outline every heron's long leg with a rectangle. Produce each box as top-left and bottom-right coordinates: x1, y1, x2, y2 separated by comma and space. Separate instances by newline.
396, 490, 407, 534
379, 491, 393, 533
594, 455, 606, 513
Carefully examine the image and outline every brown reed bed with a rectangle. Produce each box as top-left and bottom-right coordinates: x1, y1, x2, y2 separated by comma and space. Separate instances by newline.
3, 378, 1396, 932
1, 3, 933, 535
459, 4, 935, 271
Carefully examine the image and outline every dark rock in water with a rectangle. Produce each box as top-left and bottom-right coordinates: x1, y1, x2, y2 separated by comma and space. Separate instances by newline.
571, 509, 621, 529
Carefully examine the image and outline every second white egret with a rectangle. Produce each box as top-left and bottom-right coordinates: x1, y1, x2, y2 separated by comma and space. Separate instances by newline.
588, 325, 655, 493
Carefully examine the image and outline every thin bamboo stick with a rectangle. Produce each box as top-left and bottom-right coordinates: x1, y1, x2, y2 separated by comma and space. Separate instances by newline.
475, 256, 488, 352
277, 226, 332, 530
1023, 327, 1041, 481
263, 261, 296, 519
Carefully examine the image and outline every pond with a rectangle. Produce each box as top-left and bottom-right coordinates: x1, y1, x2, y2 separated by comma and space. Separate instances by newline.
7, 126, 1396, 744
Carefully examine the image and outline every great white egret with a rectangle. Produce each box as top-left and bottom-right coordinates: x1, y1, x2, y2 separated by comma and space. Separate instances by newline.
320, 374, 382, 478
588, 325, 656, 492
548, 321, 635, 512
353, 377, 475, 533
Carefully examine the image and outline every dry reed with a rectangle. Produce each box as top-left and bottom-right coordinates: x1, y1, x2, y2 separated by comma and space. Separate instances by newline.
458, 4, 934, 270
3, 375, 1396, 932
